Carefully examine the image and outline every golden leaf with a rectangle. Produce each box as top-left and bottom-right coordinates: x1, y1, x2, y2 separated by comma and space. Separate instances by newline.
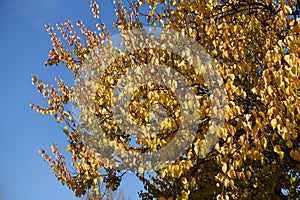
271, 118, 277, 129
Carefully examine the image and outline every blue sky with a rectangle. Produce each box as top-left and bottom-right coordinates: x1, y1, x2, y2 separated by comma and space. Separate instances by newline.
0, 0, 143, 199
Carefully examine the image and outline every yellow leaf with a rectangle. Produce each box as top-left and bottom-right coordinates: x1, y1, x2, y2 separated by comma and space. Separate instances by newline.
246, 171, 251, 179
194, 145, 199, 156
230, 179, 237, 190
138, 167, 144, 174
227, 169, 236, 179
182, 177, 188, 188
93, 187, 98, 194
274, 145, 281, 153
263, 138, 267, 149
271, 118, 277, 129
222, 163, 227, 173
245, 114, 251, 121
253, 182, 258, 188
63, 126, 69, 136
267, 86, 273, 96
93, 178, 97, 185
291, 150, 300, 161
283, 5, 292, 14
290, 150, 296, 160
190, 178, 196, 188
286, 140, 293, 148
224, 178, 229, 187
66, 145, 72, 151
279, 151, 284, 160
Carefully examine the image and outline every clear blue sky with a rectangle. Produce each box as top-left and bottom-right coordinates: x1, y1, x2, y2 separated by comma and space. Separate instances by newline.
0, 0, 143, 199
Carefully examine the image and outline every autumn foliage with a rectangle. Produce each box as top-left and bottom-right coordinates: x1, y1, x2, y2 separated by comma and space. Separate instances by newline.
31, 0, 300, 199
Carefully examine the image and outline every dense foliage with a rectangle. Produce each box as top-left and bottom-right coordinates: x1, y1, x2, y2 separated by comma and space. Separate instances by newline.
31, 0, 300, 199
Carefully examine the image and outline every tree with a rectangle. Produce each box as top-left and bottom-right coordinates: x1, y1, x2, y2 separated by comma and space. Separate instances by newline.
31, 0, 300, 199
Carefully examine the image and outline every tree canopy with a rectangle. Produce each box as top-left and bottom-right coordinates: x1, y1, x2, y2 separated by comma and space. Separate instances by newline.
31, 0, 300, 199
